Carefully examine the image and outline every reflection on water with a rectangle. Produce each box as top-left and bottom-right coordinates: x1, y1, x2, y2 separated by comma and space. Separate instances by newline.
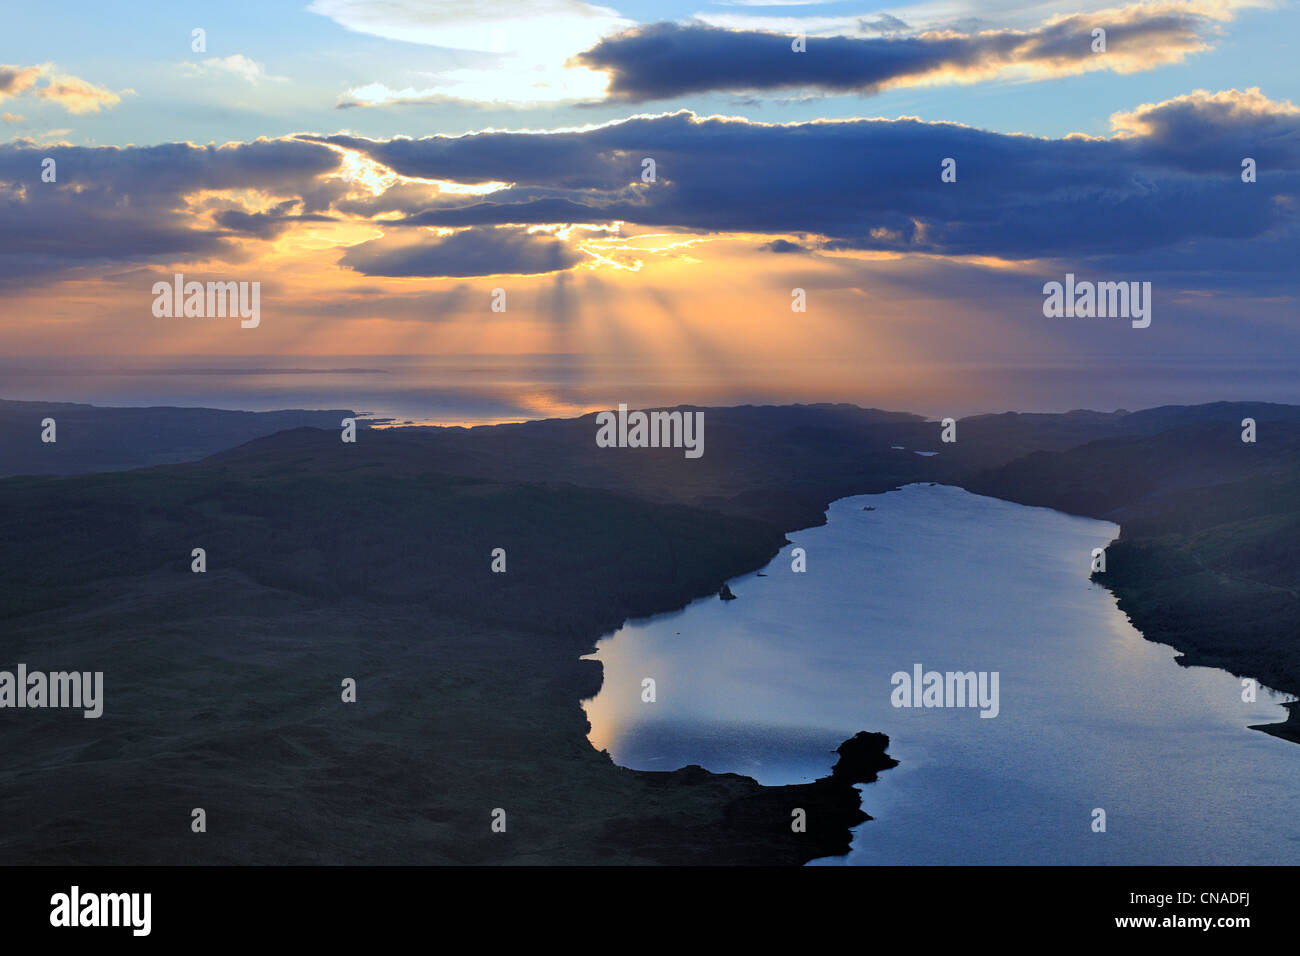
583, 484, 1300, 864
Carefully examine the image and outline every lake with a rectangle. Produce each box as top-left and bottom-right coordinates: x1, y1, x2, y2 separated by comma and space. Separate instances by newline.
582, 483, 1300, 864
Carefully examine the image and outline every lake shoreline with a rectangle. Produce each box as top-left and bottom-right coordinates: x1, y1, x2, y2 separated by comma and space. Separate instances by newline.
584, 484, 1300, 864
1092, 576, 1300, 744
592, 731, 899, 865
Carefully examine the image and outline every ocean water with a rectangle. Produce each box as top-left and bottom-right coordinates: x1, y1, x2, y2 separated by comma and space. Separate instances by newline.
582, 484, 1300, 864
3, 354, 1298, 426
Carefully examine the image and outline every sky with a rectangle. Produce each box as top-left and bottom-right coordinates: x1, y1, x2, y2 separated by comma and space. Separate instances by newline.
1, 0, 1297, 420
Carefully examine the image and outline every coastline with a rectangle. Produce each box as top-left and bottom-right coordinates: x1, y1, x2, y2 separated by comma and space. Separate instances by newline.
1099, 574, 1300, 745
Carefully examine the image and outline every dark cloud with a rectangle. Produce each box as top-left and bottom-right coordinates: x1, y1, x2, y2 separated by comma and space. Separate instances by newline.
1110, 87, 1300, 172
314, 94, 1299, 280
339, 226, 583, 277
573, 11, 1220, 103
214, 204, 336, 239
1, 88, 1294, 296
0, 139, 342, 279
403, 197, 636, 227
299, 130, 635, 190
763, 239, 805, 253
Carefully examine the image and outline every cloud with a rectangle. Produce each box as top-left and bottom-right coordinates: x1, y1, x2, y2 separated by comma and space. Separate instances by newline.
0, 138, 342, 281
1, 112, 24, 125
335, 82, 494, 110
34, 73, 122, 113
213, 201, 336, 239
0, 63, 122, 114
181, 54, 286, 84
309, 0, 629, 53
859, 14, 912, 34
311, 0, 630, 105
1, 86, 1294, 297
722, 0, 845, 5
308, 89, 1299, 280
1109, 86, 1300, 170
339, 226, 583, 277
575, 1, 1243, 102
0, 65, 43, 103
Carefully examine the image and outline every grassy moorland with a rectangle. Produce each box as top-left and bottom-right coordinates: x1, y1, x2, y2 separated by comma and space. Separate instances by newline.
1, 400, 1296, 863
0, 434, 896, 864
962, 417, 1300, 741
